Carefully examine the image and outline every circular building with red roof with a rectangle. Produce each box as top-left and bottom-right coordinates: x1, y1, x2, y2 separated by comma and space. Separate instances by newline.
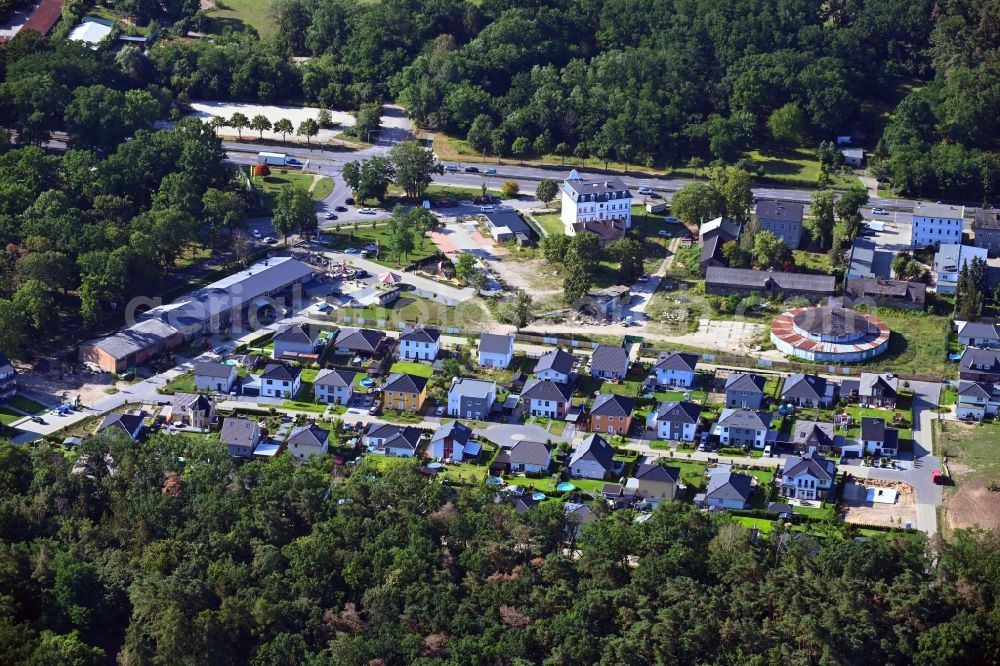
770, 306, 890, 363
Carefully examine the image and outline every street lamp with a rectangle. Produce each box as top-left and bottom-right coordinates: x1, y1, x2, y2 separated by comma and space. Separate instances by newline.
367, 130, 380, 144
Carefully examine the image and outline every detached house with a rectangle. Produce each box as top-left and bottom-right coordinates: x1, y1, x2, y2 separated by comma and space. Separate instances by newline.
534, 349, 575, 383
194, 361, 238, 393
648, 400, 702, 442
0, 353, 15, 402
382, 373, 428, 413
220, 417, 261, 458
560, 170, 633, 231
781, 374, 835, 409
912, 201, 964, 248
624, 463, 680, 503
651, 351, 698, 388
861, 417, 899, 457
701, 468, 753, 510
479, 333, 515, 368
957, 321, 1000, 349
260, 364, 301, 399
791, 421, 837, 456
313, 368, 356, 406
447, 377, 496, 420
589, 344, 630, 380
588, 393, 634, 435
715, 409, 772, 449
495, 440, 551, 474
428, 421, 477, 461
365, 424, 423, 457
858, 373, 898, 408
399, 326, 441, 360
334, 328, 386, 357
272, 324, 319, 360
166, 393, 215, 430
567, 433, 617, 480
520, 379, 573, 418
956, 380, 1000, 421
959, 348, 1000, 382
97, 413, 146, 442
780, 451, 836, 501
756, 201, 805, 249
287, 424, 329, 462
725, 373, 766, 409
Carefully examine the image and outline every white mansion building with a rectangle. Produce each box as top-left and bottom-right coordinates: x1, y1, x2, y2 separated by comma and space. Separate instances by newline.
560, 170, 633, 236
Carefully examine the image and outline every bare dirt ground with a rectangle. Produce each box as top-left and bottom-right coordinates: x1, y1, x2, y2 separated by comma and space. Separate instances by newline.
14, 364, 121, 408
491, 257, 562, 296
842, 479, 918, 528
943, 477, 1000, 532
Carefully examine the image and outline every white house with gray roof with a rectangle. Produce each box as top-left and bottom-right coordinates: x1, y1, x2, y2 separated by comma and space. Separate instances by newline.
955, 380, 1000, 421
272, 324, 318, 359
399, 326, 441, 360
756, 201, 804, 248
520, 378, 573, 418
780, 451, 836, 501
220, 417, 261, 458
912, 201, 964, 248
478, 333, 514, 368
313, 368, 356, 405
781, 374, 834, 409
194, 361, 237, 393
861, 417, 899, 457
365, 424, 423, 457
568, 433, 617, 480
957, 321, 1000, 348
589, 344, 630, 380
260, 364, 301, 398
534, 349, 575, 383
701, 467, 753, 509
714, 408, 773, 449
648, 400, 702, 441
651, 352, 698, 387
559, 170, 632, 231
496, 440, 551, 474
287, 424, 329, 462
447, 377, 496, 420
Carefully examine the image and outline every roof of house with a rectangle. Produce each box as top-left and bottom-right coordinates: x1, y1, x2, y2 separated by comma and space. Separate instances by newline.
700, 227, 735, 267
782, 374, 828, 401
914, 201, 964, 219
653, 400, 702, 424
883, 428, 899, 450
960, 347, 1000, 372
383, 373, 428, 395
219, 417, 260, 448
958, 321, 1000, 342
564, 501, 596, 525
975, 209, 1000, 230
568, 433, 615, 470
400, 326, 441, 344
706, 267, 836, 294
793, 420, 834, 449
87, 318, 181, 361
700, 217, 741, 237
334, 327, 385, 353
934, 244, 987, 273
0, 353, 12, 374
507, 440, 551, 467
756, 201, 804, 223
563, 171, 631, 200
845, 277, 926, 304
480, 332, 514, 355
768, 502, 793, 515
725, 372, 766, 393
485, 210, 533, 236
431, 421, 472, 446
653, 351, 698, 373
382, 427, 424, 452
534, 349, 576, 376
590, 344, 630, 374
98, 413, 145, 438
859, 372, 898, 396
847, 238, 876, 278
590, 393, 635, 417
313, 368, 357, 388
171, 392, 214, 413
705, 471, 753, 501
194, 361, 235, 379
633, 463, 680, 484
861, 416, 886, 441
273, 324, 313, 346
783, 451, 836, 482
718, 408, 771, 431
261, 364, 301, 382
957, 380, 993, 399
287, 424, 328, 448
571, 219, 627, 242
521, 378, 573, 402
449, 377, 495, 399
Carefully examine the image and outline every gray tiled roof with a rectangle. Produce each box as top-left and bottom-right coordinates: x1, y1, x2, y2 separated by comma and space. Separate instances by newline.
756, 200, 804, 222
273, 324, 312, 345
449, 377, 495, 399
335, 328, 385, 353
633, 463, 680, 484
400, 326, 441, 343
859, 373, 898, 397
480, 332, 514, 354
562, 171, 630, 201
957, 380, 992, 399
568, 433, 615, 470
383, 373, 428, 395
194, 361, 235, 379
782, 374, 827, 401
725, 372, 766, 393
98, 413, 144, 438
860, 417, 886, 441
590, 393, 634, 417
718, 408, 771, 431
783, 451, 835, 482
653, 400, 702, 424
287, 424, 328, 448
706, 471, 753, 501
960, 347, 1000, 372
220, 417, 260, 448
261, 364, 301, 381
958, 321, 1000, 341
431, 421, 472, 447
793, 420, 834, 448
508, 440, 551, 467
521, 378, 573, 402
87, 318, 180, 360
590, 344, 629, 374
534, 349, 575, 376
653, 351, 698, 373
706, 267, 836, 293
313, 368, 356, 388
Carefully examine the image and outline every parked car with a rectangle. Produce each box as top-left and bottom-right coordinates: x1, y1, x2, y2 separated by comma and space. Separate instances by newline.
480, 205, 496, 213
324, 212, 337, 220
334, 205, 348, 212
263, 237, 276, 244
251, 229, 262, 239
871, 207, 887, 215
464, 166, 479, 173
368, 401, 381, 416
344, 248, 360, 254
445, 164, 459, 172
638, 186, 653, 195
435, 406, 446, 416
484, 168, 497, 175
359, 208, 376, 214
637, 273, 650, 282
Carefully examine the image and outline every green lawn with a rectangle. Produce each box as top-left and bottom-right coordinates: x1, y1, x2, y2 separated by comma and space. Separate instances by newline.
8, 396, 46, 414
440, 463, 490, 485
324, 224, 440, 270
746, 147, 862, 189
734, 516, 775, 534
505, 475, 558, 493
206, 0, 278, 36
791, 502, 837, 520
281, 400, 327, 414
251, 172, 332, 215
853, 299, 952, 377
671, 460, 709, 490
0, 407, 22, 425
390, 361, 435, 378
338, 295, 488, 329
936, 420, 1000, 483
651, 389, 709, 403
792, 250, 833, 275
530, 212, 565, 237
161, 373, 196, 395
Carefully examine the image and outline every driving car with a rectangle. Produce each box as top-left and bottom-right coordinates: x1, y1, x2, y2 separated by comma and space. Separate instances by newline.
445, 164, 459, 172
251, 229, 262, 239
287, 158, 301, 165
871, 207, 887, 215
359, 208, 376, 214
484, 168, 497, 175
638, 186, 653, 195
464, 166, 479, 173
324, 212, 337, 220
334, 205, 347, 212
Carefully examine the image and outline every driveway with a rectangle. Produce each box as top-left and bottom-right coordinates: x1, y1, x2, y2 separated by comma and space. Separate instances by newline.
481, 423, 570, 446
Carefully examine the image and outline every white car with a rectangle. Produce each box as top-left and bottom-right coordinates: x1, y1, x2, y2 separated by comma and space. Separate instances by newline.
871, 207, 888, 215
359, 208, 376, 214
638, 186, 653, 195
251, 229, 262, 239
445, 165, 459, 172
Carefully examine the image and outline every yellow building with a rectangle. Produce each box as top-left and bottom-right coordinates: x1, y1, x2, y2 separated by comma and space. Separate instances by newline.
382, 373, 429, 412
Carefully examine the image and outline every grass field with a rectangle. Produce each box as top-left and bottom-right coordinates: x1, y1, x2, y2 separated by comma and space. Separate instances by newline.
390, 361, 434, 378
854, 301, 952, 377
0, 407, 22, 425
324, 223, 440, 269
8, 396, 46, 414
530, 212, 566, 237
206, 0, 278, 37
339, 296, 488, 329
252, 172, 332, 214
936, 420, 1000, 482
746, 147, 862, 189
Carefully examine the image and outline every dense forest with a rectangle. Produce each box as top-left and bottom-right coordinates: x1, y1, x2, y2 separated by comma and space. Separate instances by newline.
0, 434, 998, 664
